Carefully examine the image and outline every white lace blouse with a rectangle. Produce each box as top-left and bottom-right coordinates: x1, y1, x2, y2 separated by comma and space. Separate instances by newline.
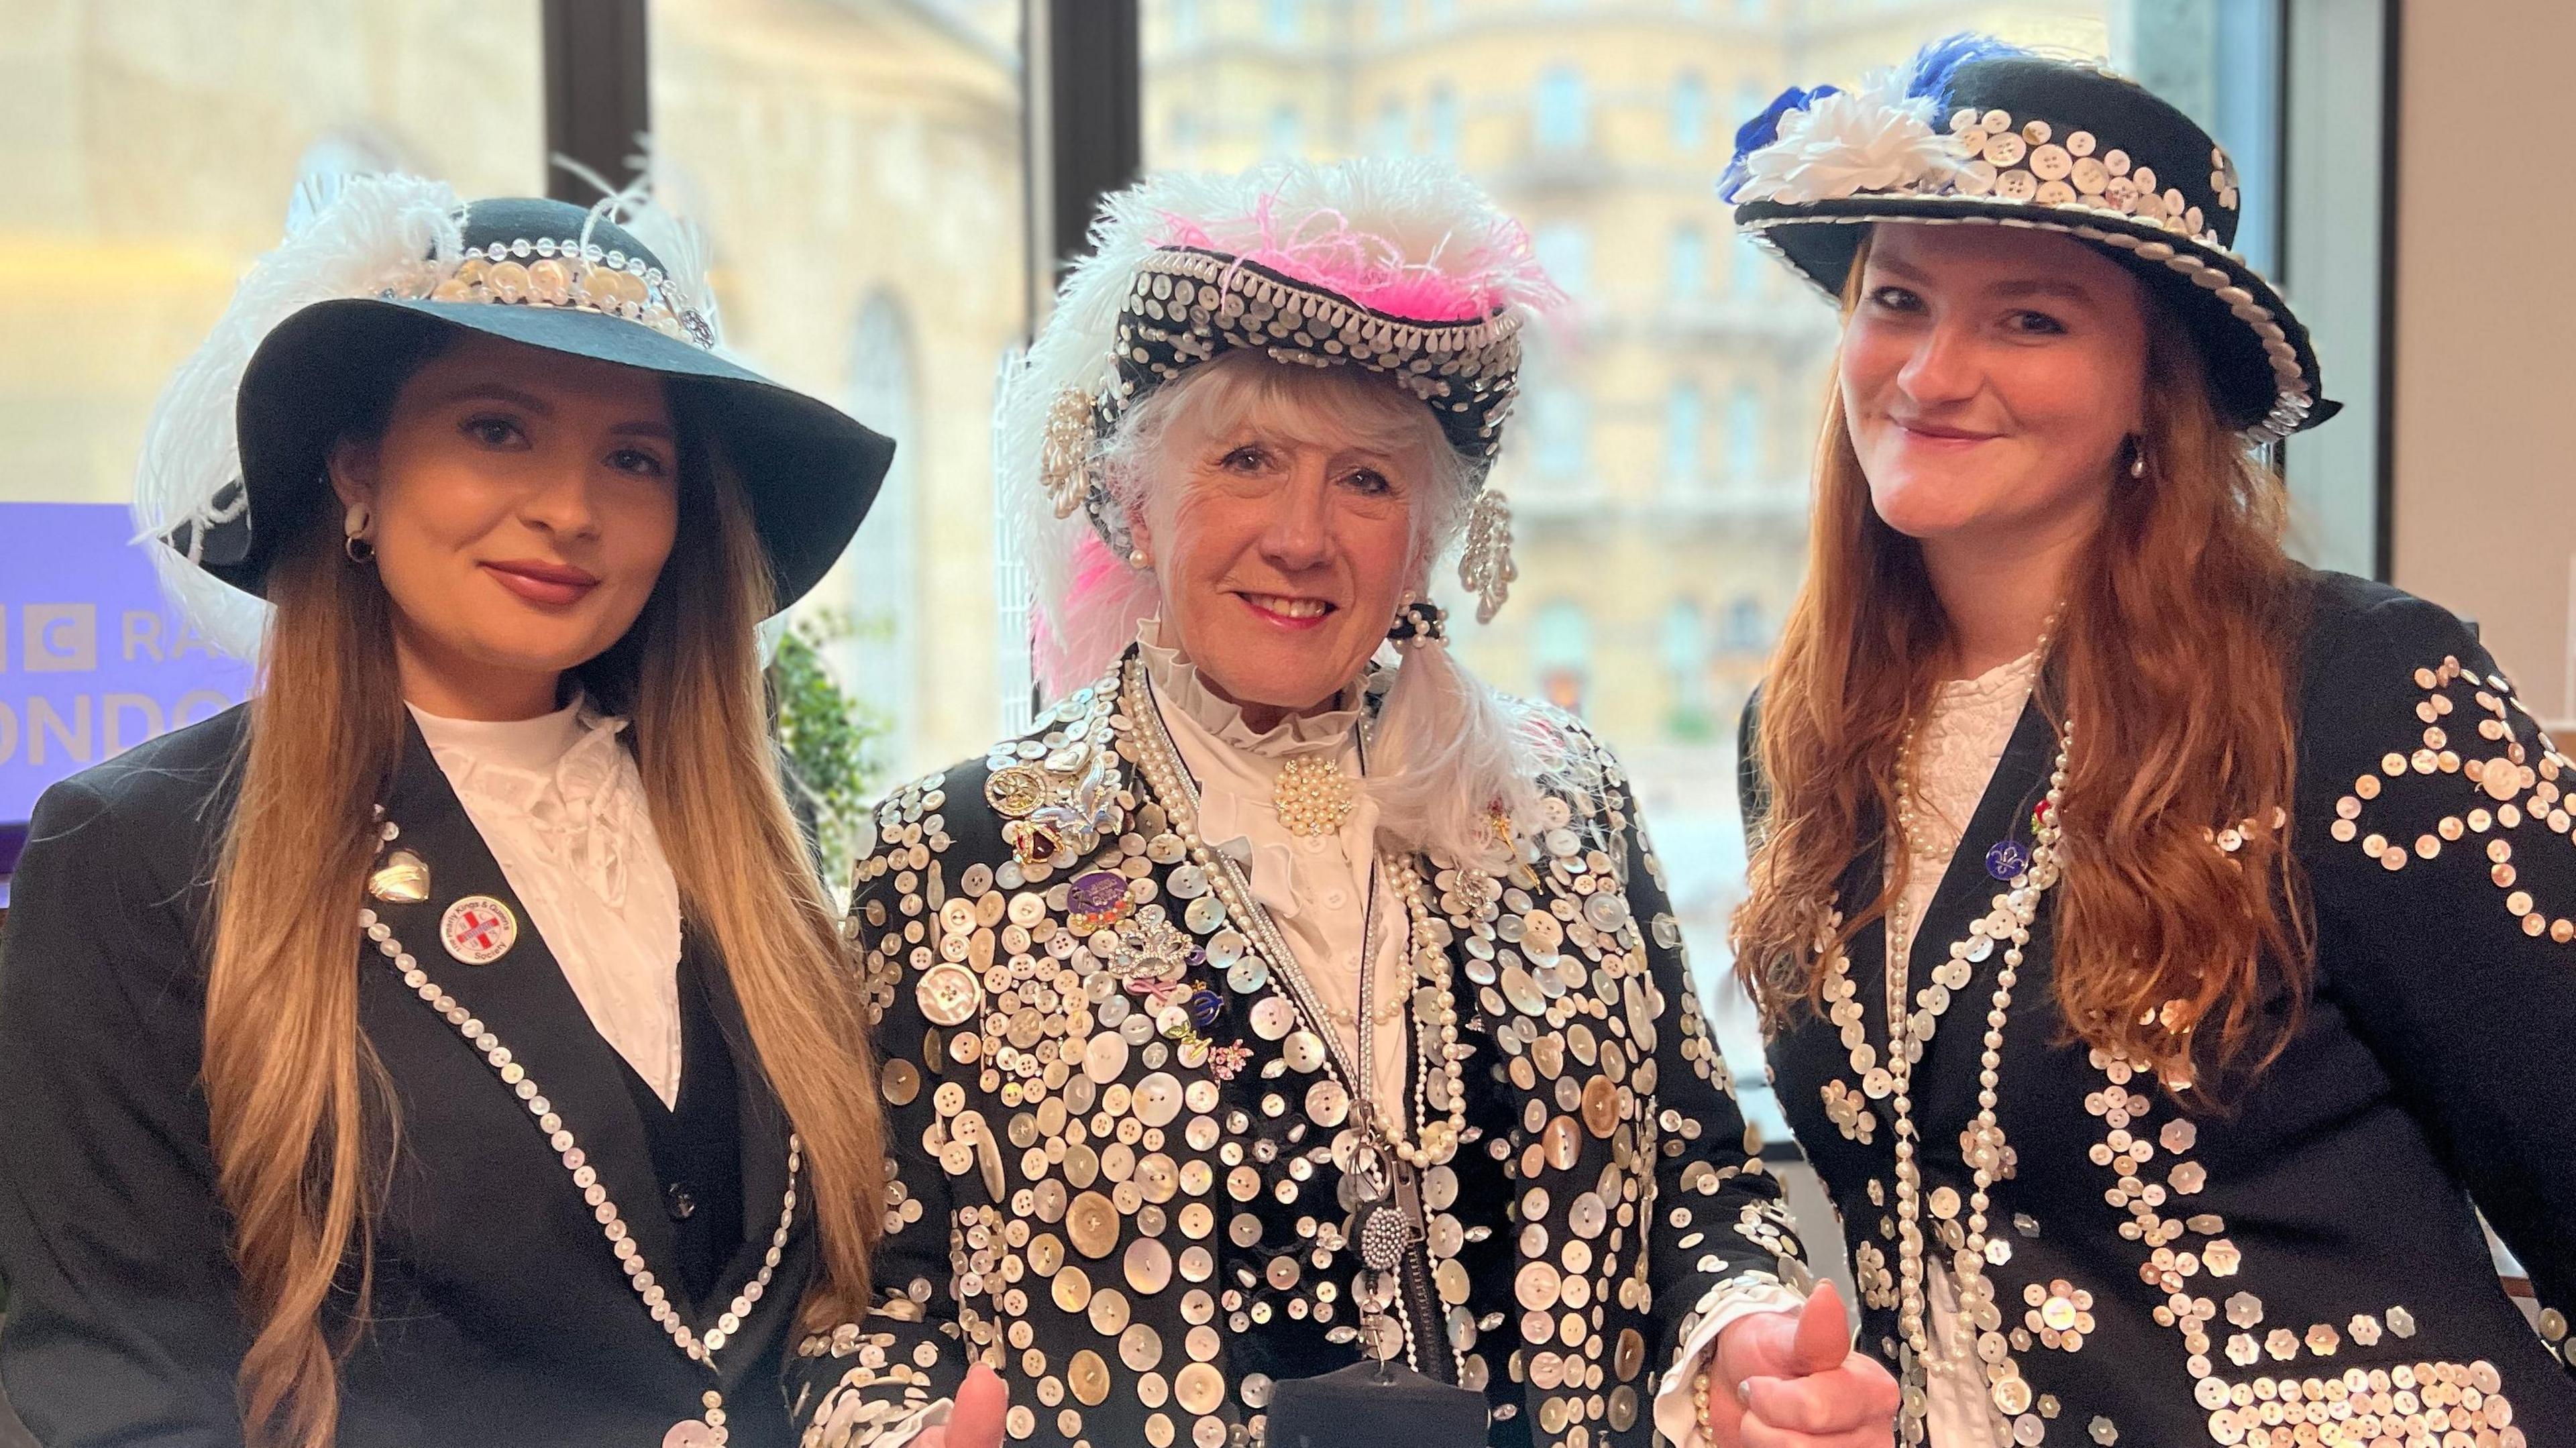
409, 698, 687, 1108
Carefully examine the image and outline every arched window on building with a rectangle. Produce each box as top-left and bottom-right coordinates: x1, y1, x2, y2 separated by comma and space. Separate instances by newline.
1529, 386, 1591, 483
1671, 71, 1708, 153
1664, 380, 1704, 492
1729, 229, 1769, 297
1662, 598, 1712, 737
1267, 103, 1304, 156
1668, 221, 1707, 302
1721, 592, 1770, 653
1534, 65, 1587, 152
1375, 97, 1410, 155
1532, 600, 1592, 715
1533, 221, 1591, 301
1727, 383, 1762, 488
840, 293, 919, 768
1427, 82, 1460, 158
1735, 78, 1770, 132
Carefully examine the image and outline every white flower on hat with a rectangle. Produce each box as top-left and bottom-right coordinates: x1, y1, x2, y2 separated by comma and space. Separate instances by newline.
1732, 68, 1970, 205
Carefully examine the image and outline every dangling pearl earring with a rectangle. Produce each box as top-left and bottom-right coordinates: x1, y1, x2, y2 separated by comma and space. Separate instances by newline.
2127, 439, 2149, 480
343, 503, 376, 564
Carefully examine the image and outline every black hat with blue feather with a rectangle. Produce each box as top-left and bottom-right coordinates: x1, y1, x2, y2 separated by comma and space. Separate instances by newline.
1723, 34, 2335, 441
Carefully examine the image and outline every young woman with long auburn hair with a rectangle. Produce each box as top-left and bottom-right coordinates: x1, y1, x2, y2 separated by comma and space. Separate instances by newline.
1719, 38, 2576, 1447
0, 180, 895, 1448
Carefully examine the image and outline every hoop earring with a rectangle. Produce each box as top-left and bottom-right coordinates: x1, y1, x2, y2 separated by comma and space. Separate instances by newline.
343, 503, 375, 564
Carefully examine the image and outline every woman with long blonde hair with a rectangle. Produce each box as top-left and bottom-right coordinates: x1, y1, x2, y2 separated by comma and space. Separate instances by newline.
1723, 37, 2576, 1447
0, 179, 893, 1447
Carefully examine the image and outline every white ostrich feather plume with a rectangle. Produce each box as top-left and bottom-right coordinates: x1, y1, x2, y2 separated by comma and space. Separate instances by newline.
130, 172, 466, 659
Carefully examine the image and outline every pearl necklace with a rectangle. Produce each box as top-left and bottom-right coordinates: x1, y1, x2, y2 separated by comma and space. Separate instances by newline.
1117, 656, 1467, 1168
359, 816, 800, 1448
1830, 659, 2072, 1437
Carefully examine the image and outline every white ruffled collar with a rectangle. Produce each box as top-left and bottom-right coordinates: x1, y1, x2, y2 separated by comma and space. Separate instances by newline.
1936, 648, 2042, 706
1135, 616, 1366, 759
408, 695, 645, 906
1136, 620, 1379, 924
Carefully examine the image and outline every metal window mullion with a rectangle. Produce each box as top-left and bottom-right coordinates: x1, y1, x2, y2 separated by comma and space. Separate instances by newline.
542, 0, 653, 203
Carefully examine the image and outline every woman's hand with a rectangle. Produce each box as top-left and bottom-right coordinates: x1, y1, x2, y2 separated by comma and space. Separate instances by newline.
1703, 1281, 1900, 1447
912, 1363, 1008, 1448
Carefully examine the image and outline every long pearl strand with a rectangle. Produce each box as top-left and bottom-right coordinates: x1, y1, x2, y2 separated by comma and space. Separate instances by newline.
1116, 657, 1467, 1166
1876, 734, 2072, 1435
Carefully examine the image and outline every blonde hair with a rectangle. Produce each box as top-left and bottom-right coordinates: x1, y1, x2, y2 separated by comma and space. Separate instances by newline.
1060, 351, 1553, 867
206, 390, 883, 1447
1731, 232, 2311, 1094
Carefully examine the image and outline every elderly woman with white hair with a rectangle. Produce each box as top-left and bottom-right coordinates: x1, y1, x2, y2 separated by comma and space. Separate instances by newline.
791, 158, 1896, 1448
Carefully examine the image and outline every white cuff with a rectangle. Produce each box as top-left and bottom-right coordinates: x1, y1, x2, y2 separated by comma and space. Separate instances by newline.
1650, 1281, 1810, 1448
877, 1397, 951, 1447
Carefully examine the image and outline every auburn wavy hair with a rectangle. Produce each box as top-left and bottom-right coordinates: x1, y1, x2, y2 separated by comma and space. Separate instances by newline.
1731, 231, 2314, 1093
204, 367, 883, 1447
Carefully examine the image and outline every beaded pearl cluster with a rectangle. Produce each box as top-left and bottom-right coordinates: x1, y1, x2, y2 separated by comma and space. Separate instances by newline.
1271, 755, 1358, 839
424, 235, 716, 348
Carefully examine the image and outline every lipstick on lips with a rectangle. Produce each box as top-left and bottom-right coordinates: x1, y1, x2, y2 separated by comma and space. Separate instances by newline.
482, 558, 600, 608
1892, 416, 2000, 447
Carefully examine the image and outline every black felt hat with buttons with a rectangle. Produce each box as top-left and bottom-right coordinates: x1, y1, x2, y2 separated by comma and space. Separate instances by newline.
147, 178, 892, 616
1721, 35, 2335, 439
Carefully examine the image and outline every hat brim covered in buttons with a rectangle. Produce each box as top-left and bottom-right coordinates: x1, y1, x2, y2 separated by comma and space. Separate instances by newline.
168, 192, 892, 614
1107, 247, 1525, 470
1723, 40, 2335, 439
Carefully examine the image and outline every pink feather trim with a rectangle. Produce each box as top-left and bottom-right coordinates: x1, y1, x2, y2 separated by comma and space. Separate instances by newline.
1065, 530, 1130, 605
1152, 188, 1560, 323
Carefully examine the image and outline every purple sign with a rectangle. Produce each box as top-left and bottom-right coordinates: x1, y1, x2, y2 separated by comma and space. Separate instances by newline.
1, 502, 254, 825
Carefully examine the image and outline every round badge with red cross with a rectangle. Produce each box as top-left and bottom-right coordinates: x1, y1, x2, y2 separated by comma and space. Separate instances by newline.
439, 895, 519, 966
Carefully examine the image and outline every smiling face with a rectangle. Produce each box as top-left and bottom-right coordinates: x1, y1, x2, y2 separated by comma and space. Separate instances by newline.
1839, 223, 2151, 554
1125, 359, 1446, 725
329, 329, 682, 720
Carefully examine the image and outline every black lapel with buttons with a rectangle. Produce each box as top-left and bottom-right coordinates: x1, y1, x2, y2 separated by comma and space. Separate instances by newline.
1752, 571, 2576, 1445
0, 703, 815, 1448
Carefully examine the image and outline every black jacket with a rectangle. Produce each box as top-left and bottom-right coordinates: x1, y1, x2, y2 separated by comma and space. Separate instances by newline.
0, 706, 811, 1447
788, 649, 1806, 1447
1745, 572, 2576, 1445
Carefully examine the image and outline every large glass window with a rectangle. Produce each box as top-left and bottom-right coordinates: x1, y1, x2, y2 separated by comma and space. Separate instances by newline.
1, 5, 545, 509
1140, 0, 2290, 1144
652, 0, 1026, 779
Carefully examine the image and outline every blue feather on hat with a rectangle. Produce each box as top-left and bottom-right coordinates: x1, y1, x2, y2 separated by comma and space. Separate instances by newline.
1902, 32, 2031, 103
1716, 85, 1837, 202
1717, 34, 2035, 203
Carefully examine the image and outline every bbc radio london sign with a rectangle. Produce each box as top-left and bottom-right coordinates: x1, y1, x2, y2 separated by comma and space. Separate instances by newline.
0, 502, 253, 823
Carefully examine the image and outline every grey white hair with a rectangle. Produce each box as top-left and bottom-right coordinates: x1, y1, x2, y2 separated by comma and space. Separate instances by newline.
1045, 350, 1569, 869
